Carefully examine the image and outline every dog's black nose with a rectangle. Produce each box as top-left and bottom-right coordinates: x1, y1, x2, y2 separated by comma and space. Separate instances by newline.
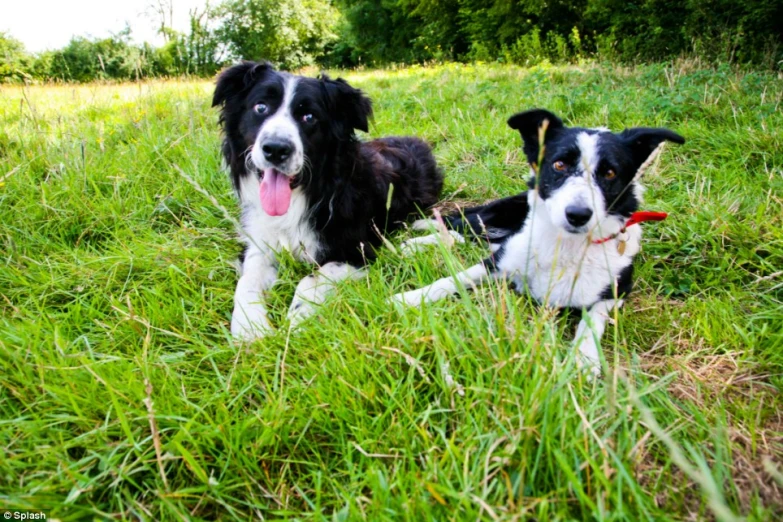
565, 205, 593, 228
262, 141, 293, 164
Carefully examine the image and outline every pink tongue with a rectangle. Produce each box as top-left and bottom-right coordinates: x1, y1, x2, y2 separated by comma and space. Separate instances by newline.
259, 168, 292, 216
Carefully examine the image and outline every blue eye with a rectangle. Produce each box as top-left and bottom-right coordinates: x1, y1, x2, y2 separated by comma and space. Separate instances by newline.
254, 103, 268, 115
301, 113, 315, 124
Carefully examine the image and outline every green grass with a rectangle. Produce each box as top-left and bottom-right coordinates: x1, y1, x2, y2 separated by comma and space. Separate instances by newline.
1, 61, 782, 520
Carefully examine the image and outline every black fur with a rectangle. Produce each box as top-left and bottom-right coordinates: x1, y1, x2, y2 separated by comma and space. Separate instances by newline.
444, 108, 684, 305
600, 264, 634, 301
444, 193, 528, 246
213, 61, 444, 266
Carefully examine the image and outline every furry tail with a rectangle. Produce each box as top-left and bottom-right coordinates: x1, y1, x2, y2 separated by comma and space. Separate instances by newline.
437, 193, 530, 245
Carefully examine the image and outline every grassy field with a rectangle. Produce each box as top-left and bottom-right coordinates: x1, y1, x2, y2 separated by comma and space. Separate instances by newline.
1, 62, 782, 520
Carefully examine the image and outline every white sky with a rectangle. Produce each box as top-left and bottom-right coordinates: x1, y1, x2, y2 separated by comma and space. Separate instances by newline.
2, 0, 211, 52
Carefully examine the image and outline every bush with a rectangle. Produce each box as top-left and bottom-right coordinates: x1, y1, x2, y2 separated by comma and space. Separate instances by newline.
43, 30, 148, 82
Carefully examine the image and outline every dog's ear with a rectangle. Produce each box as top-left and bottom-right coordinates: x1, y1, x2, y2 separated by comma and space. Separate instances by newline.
212, 61, 273, 107
507, 109, 564, 166
618, 127, 685, 174
321, 75, 373, 134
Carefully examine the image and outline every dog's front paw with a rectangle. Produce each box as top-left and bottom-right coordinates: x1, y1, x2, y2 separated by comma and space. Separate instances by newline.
287, 297, 315, 328
231, 303, 272, 341
411, 218, 437, 231
400, 231, 465, 256
390, 289, 425, 308
578, 356, 602, 379
399, 237, 425, 256
575, 337, 602, 379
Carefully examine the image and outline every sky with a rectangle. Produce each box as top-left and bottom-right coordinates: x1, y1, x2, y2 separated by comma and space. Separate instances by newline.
2, 0, 211, 52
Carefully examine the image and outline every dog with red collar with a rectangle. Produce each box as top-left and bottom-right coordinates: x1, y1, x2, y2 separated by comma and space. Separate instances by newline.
394, 109, 685, 376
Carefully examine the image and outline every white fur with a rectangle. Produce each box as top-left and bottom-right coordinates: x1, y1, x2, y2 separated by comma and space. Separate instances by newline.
237, 175, 321, 262
231, 248, 278, 340
288, 262, 365, 327
393, 263, 490, 306
396, 192, 637, 309
230, 77, 326, 339
250, 74, 305, 176
400, 230, 464, 255
499, 191, 638, 309
392, 189, 641, 374
576, 131, 601, 174
411, 218, 437, 231
573, 298, 623, 376
545, 175, 603, 232
230, 177, 325, 339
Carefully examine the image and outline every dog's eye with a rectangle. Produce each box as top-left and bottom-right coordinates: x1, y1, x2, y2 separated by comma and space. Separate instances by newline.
553, 161, 566, 172
301, 113, 316, 124
603, 169, 617, 180
253, 103, 268, 115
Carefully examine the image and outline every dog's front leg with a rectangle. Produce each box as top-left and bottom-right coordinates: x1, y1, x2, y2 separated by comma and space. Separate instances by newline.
231, 248, 278, 340
392, 261, 494, 307
573, 299, 623, 376
288, 262, 365, 327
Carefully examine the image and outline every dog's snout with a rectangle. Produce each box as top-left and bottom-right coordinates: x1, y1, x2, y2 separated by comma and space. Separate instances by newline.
565, 205, 593, 228
262, 140, 294, 165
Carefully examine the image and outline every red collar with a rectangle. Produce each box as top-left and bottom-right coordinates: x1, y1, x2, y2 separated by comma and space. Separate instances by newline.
592, 211, 668, 244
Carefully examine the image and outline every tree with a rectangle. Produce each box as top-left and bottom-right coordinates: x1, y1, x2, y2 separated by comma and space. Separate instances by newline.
146, 0, 176, 43
216, 0, 339, 68
0, 32, 31, 82
186, 2, 224, 75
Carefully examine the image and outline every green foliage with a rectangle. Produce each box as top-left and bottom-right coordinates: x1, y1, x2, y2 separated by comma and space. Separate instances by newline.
584, 0, 783, 66
503, 28, 547, 66
3, 0, 782, 82
184, 6, 224, 75
1, 63, 782, 519
145, 5, 224, 77
329, 0, 782, 67
45, 30, 147, 82
216, 0, 339, 69
334, 0, 588, 65
0, 32, 32, 82
329, 0, 419, 64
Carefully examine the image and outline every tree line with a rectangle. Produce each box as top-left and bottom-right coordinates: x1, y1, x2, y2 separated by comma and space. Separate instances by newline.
2, 0, 781, 82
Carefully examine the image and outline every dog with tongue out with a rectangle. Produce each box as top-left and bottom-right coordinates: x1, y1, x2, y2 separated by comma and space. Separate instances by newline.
212, 61, 443, 340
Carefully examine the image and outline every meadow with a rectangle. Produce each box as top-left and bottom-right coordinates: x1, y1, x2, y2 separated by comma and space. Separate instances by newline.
1, 62, 782, 520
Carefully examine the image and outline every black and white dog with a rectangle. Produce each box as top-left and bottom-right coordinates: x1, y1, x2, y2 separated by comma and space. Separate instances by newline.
213, 61, 443, 339
394, 109, 684, 375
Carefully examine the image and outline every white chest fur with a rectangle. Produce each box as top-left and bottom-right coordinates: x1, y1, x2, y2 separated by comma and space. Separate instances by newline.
497, 192, 640, 308
237, 174, 321, 263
